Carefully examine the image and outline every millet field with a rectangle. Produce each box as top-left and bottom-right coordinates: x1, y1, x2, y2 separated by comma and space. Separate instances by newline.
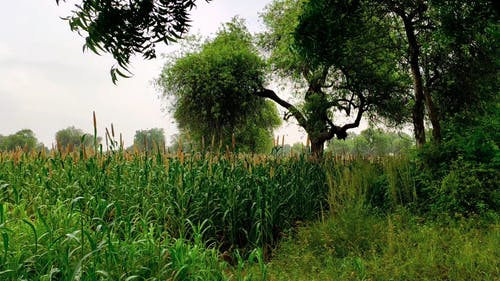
0, 142, 498, 280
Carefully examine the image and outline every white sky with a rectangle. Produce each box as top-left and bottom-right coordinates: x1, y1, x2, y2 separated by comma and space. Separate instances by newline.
0, 0, 312, 148
9, 1, 386, 150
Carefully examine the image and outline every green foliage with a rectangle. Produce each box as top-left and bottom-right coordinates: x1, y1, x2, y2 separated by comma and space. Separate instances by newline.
418, 102, 500, 216
324, 156, 417, 212
258, 0, 412, 156
0, 142, 496, 278
263, 209, 500, 280
424, 0, 499, 120
0, 129, 41, 151
235, 101, 282, 153
55, 126, 99, 150
259, 0, 307, 79
132, 128, 166, 153
56, 0, 212, 83
159, 18, 281, 153
294, 0, 411, 124
437, 159, 499, 215
389, 0, 499, 216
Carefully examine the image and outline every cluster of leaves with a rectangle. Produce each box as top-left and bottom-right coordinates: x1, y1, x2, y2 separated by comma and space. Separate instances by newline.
418, 101, 500, 216
158, 19, 281, 153
56, 0, 211, 82
424, 0, 499, 120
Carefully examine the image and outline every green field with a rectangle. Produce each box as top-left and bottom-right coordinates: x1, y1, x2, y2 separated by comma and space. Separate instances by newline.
0, 148, 498, 280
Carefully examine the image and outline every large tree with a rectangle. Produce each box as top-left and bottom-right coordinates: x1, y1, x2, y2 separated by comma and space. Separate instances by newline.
257, 0, 407, 157
158, 19, 281, 153
294, 0, 498, 148
56, 0, 211, 82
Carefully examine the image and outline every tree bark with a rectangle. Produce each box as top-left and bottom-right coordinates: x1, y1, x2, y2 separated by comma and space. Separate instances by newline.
310, 138, 325, 159
402, 15, 426, 148
422, 59, 442, 145
256, 87, 366, 159
423, 84, 441, 144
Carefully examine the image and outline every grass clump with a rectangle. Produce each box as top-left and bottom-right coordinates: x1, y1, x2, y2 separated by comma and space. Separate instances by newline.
263, 208, 499, 281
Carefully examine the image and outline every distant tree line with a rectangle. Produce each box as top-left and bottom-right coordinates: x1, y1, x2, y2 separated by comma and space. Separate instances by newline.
327, 128, 414, 157
274, 128, 414, 157
0, 129, 44, 151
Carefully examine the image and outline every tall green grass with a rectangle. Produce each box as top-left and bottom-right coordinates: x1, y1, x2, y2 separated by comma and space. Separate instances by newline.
261, 207, 499, 281
0, 146, 327, 279
324, 155, 417, 213
252, 155, 499, 281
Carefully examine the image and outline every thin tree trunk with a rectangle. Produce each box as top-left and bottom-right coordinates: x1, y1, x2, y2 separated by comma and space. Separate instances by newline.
422, 57, 442, 145
402, 16, 426, 148
423, 85, 441, 144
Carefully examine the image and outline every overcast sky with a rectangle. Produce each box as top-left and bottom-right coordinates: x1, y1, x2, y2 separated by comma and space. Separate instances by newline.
0, 0, 309, 147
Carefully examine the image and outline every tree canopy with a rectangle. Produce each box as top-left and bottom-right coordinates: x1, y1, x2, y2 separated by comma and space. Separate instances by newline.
255, 0, 408, 156
293, 0, 498, 149
158, 19, 281, 153
56, 0, 211, 82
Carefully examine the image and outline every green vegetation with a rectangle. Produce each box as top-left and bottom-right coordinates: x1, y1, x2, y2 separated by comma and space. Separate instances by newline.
17, 0, 497, 279
0, 144, 498, 279
0, 145, 327, 279
55, 126, 101, 151
131, 128, 166, 153
158, 19, 281, 154
0, 129, 44, 152
264, 209, 499, 281
252, 156, 499, 280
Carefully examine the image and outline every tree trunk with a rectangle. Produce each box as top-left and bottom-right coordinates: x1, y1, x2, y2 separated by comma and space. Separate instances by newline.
310, 137, 325, 160
402, 16, 426, 148
423, 85, 441, 144
422, 58, 442, 145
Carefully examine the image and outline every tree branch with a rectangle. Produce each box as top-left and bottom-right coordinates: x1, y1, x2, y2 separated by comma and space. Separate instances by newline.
255, 88, 308, 128
341, 93, 365, 131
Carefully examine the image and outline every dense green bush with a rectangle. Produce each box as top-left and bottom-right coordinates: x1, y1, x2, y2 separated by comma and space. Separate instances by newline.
418, 104, 500, 216
434, 158, 499, 215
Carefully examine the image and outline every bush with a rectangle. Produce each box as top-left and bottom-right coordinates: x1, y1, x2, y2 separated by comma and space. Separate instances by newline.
434, 158, 500, 215
418, 104, 500, 216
